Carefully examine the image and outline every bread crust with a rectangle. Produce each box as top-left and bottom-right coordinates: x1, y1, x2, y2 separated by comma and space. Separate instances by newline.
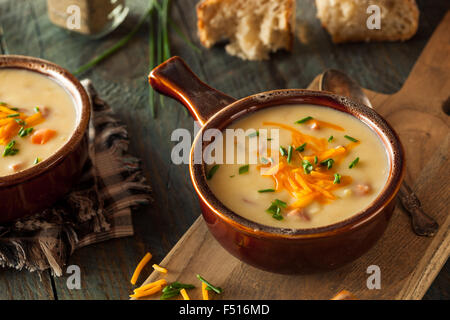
316, 0, 420, 43
196, 0, 296, 58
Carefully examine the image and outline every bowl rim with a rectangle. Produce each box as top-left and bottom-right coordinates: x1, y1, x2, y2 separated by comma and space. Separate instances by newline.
189, 89, 405, 239
0, 54, 91, 186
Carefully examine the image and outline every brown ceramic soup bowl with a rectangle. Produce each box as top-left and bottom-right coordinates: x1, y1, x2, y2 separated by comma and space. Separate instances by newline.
0, 55, 90, 223
149, 57, 405, 274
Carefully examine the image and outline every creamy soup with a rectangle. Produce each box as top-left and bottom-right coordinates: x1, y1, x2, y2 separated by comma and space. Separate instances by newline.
0, 69, 77, 177
206, 105, 389, 229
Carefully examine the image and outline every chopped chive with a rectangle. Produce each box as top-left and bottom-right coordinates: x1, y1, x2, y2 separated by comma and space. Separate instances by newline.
161, 281, 195, 300
3, 140, 19, 157
344, 135, 359, 142
18, 127, 33, 138
248, 130, 259, 138
302, 160, 313, 174
328, 136, 334, 142
266, 199, 286, 220
320, 158, 334, 170
15, 118, 26, 126
0, 102, 5, 105
287, 145, 293, 163
196, 275, 223, 294
314, 156, 318, 164
6, 113, 20, 118
295, 143, 307, 152
34, 106, 40, 113
333, 173, 341, 184
206, 164, 220, 180
273, 199, 287, 207
258, 188, 275, 193
10, 107, 19, 111
272, 210, 283, 220
279, 146, 288, 157
34, 157, 41, 164
267, 138, 273, 141
162, 282, 195, 292
349, 157, 360, 169
295, 116, 313, 124
239, 164, 249, 174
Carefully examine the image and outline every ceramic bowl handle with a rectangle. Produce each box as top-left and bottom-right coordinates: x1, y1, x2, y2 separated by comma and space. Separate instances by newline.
149, 56, 237, 126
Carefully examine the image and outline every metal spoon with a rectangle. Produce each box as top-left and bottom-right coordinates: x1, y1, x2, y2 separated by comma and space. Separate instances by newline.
317, 69, 439, 237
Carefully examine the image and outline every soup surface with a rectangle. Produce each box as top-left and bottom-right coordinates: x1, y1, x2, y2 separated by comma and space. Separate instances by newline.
0, 69, 77, 177
206, 105, 389, 229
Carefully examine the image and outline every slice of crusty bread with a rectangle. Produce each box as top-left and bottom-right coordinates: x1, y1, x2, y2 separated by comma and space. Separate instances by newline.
315, 0, 419, 43
197, 0, 296, 60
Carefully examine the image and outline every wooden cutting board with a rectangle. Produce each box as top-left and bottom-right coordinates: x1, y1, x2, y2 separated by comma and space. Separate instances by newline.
137, 12, 450, 300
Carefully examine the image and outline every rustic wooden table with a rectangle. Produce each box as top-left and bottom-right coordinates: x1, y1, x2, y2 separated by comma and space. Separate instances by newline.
0, 0, 448, 300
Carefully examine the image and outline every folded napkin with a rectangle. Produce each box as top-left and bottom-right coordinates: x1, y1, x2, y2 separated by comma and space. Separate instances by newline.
0, 80, 151, 276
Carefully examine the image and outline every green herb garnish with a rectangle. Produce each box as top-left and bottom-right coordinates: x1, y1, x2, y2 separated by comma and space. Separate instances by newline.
15, 118, 26, 126
18, 127, 33, 138
160, 282, 195, 300
349, 157, 360, 169
328, 136, 334, 142
295, 116, 313, 124
34, 106, 40, 113
295, 143, 307, 152
267, 138, 273, 141
6, 113, 20, 118
10, 107, 19, 111
333, 173, 341, 184
287, 145, 293, 163
302, 160, 313, 174
279, 146, 288, 157
248, 130, 259, 138
266, 199, 286, 220
239, 164, 249, 174
320, 158, 334, 170
3, 140, 18, 157
344, 135, 359, 142
196, 275, 223, 294
258, 188, 275, 193
34, 157, 41, 165
314, 156, 318, 164
206, 164, 220, 180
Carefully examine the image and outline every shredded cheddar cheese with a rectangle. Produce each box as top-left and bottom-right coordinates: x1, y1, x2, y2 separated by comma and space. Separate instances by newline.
180, 288, 190, 300
130, 252, 152, 285
134, 279, 167, 293
260, 121, 358, 210
152, 264, 168, 274
201, 282, 209, 300
129, 285, 162, 298
0, 104, 45, 146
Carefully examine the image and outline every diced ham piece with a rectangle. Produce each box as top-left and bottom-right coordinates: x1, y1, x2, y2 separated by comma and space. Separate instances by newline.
39, 106, 50, 117
287, 208, 311, 221
354, 183, 371, 196
9, 163, 22, 172
310, 121, 320, 130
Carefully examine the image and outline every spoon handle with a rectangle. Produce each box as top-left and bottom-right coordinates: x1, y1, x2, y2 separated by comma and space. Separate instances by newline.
398, 183, 439, 236
314, 69, 439, 237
